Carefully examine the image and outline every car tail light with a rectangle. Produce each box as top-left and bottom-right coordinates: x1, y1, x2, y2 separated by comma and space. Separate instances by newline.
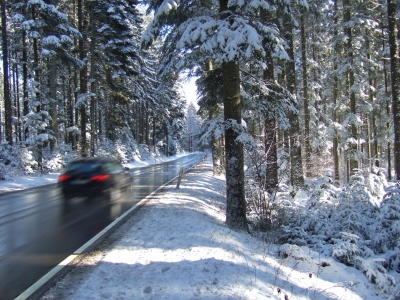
91, 174, 110, 182
58, 174, 71, 182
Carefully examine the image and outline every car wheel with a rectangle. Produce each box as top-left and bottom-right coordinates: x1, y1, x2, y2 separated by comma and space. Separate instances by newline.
122, 183, 132, 199
123, 183, 132, 192
104, 187, 121, 202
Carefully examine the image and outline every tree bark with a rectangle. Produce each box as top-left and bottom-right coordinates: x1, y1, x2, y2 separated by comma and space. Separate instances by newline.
219, 0, 247, 231
78, 0, 88, 156
22, 29, 29, 141
222, 59, 247, 231
90, 5, 96, 156
343, 0, 358, 176
284, 12, 304, 191
387, 0, 400, 180
261, 8, 279, 194
1, 0, 12, 144
301, 14, 312, 178
333, 0, 340, 182
49, 62, 58, 151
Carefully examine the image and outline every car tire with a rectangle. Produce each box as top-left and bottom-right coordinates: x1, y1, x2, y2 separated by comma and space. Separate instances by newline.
122, 183, 132, 199
62, 193, 71, 202
104, 187, 121, 202
124, 183, 132, 192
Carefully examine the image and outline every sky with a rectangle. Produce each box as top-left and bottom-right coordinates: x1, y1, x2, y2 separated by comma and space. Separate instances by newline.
3, 154, 394, 300
181, 76, 198, 109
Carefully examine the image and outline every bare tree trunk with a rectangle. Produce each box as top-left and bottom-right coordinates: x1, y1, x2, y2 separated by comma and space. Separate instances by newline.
211, 131, 222, 176
301, 14, 312, 178
11, 55, 19, 143
89, 5, 96, 156
387, 0, 400, 179
145, 102, 150, 146
219, 0, 247, 231
261, 8, 279, 194
284, 12, 304, 191
49, 62, 58, 151
1, 0, 12, 144
222, 59, 247, 231
164, 123, 168, 156
78, 0, 88, 156
31, 5, 44, 171
365, 31, 374, 168
333, 0, 340, 182
343, 0, 358, 176
153, 116, 156, 152
22, 30, 29, 141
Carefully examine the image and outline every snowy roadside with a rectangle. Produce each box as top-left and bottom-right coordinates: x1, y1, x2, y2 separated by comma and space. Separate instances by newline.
0, 153, 189, 194
38, 156, 387, 300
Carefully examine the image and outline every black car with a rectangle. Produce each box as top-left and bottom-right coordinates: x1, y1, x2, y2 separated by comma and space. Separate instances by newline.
58, 157, 132, 201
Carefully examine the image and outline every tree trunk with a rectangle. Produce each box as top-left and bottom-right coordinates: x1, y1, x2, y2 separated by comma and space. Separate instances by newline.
31, 5, 44, 171
333, 0, 340, 182
22, 30, 29, 141
78, 0, 88, 156
301, 14, 312, 178
49, 62, 58, 151
261, 8, 279, 194
222, 59, 247, 231
387, 0, 400, 180
219, 0, 247, 231
12, 59, 21, 142
211, 133, 222, 176
90, 5, 96, 157
153, 116, 156, 152
165, 123, 168, 156
343, 0, 358, 176
284, 12, 304, 191
1, 0, 12, 144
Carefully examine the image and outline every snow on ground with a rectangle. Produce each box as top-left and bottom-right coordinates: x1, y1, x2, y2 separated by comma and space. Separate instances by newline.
30, 155, 389, 300
0, 153, 188, 193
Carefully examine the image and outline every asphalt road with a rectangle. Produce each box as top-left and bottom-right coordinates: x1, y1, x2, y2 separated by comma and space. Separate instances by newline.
0, 153, 203, 300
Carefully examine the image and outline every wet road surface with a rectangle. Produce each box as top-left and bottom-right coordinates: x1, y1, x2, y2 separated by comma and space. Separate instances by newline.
0, 153, 203, 300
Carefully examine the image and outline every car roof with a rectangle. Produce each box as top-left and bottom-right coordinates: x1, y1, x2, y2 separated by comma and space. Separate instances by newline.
69, 156, 119, 164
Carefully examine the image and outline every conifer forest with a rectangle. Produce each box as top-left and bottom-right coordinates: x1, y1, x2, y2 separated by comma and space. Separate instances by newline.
2, 0, 400, 294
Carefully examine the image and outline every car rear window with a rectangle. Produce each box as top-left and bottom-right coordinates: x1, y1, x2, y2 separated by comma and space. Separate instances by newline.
66, 161, 103, 173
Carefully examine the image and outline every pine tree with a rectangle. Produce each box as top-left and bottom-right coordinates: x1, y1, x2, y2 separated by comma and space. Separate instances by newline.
387, 0, 400, 180
142, 0, 287, 230
1, 0, 12, 144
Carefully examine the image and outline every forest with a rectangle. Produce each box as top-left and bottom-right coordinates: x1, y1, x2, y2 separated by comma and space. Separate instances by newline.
1, 0, 400, 295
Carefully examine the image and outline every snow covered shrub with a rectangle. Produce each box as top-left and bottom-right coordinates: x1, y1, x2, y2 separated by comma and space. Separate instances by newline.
44, 144, 76, 171
331, 232, 362, 266
353, 256, 395, 293
97, 140, 128, 163
245, 177, 295, 232
97, 135, 137, 163
271, 169, 397, 294
243, 139, 294, 232
365, 167, 388, 205
277, 147, 290, 188
0, 144, 38, 177
372, 184, 400, 272
305, 174, 341, 209
114, 141, 129, 163
44, 153, 67, 171
135, 144, 155, 161
324, 173, 379, 245
277, 174, 340, 246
